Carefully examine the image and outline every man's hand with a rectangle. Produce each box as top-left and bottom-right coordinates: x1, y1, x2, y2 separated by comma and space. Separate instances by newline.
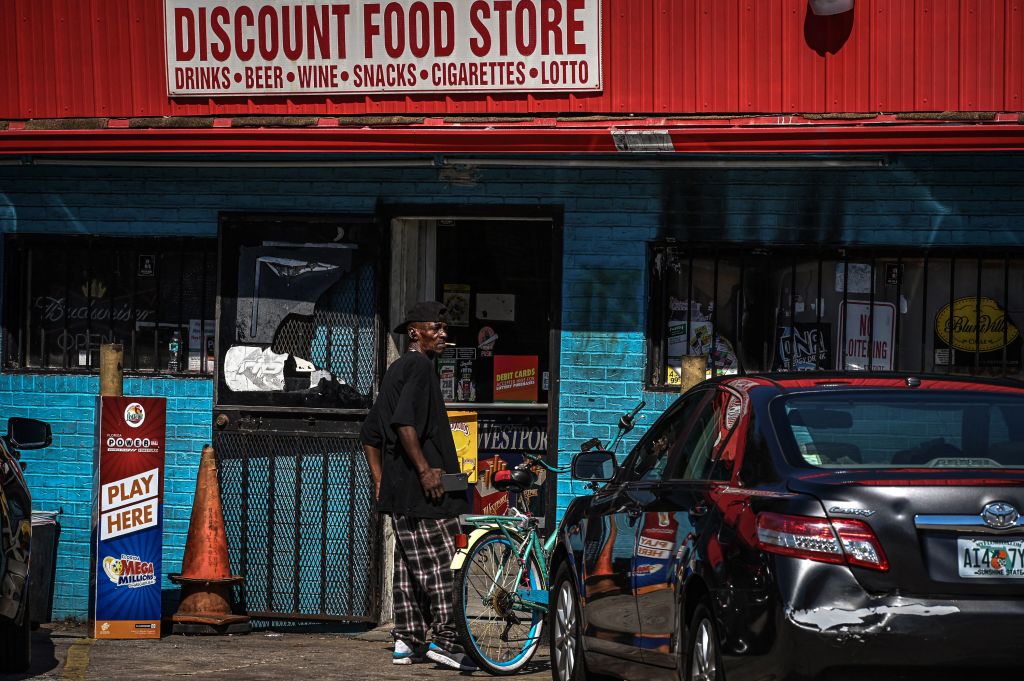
418, 467, 445, 502
362, 444, 382, 501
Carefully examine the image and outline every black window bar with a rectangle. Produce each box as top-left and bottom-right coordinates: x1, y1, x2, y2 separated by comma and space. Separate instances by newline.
4, 236, 217, 375
647, 244, 1024, 391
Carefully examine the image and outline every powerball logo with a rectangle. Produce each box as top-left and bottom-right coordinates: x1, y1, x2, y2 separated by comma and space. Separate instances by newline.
124, 402, 146, 428
102, 554, 157, 589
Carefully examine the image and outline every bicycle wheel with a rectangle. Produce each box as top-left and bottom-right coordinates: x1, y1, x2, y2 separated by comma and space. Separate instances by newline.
454, 530, 545, 675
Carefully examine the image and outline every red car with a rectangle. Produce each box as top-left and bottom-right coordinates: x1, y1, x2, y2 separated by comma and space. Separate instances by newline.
551, 373, 1024, 681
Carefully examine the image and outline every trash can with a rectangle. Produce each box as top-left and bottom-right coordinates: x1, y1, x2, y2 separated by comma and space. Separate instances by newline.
29, 511, 60, 626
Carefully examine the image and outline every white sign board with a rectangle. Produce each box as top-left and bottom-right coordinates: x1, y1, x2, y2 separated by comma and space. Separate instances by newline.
164, 0, 603, 96
838, 301, 896, 371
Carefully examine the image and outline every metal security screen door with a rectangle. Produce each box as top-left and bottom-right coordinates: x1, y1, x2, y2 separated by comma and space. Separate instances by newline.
213, 214, 385, 622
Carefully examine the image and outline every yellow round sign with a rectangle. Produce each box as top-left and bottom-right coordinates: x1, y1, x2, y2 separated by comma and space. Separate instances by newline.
934, 297, 1019, 352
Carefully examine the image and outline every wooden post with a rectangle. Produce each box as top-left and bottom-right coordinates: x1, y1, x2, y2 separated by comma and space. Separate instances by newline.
679, 355, 707, 393
99, 343, 123, 397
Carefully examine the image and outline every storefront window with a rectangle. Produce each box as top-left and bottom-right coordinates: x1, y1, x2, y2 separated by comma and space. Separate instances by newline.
647, 245, 1024, 390
4, 236, 216, 374
216, 216, 380, 409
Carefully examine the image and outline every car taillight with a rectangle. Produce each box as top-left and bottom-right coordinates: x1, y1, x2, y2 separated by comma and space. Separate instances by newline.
830, 518, 889, 571
756, 512, 889, 571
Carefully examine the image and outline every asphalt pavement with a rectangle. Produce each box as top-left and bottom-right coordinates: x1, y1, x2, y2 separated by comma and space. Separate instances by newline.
0, 623, 552, 681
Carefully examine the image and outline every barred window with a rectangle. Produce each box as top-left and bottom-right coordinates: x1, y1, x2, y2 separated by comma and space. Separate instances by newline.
4, 236, 217, 375
647, 245, 1024, 391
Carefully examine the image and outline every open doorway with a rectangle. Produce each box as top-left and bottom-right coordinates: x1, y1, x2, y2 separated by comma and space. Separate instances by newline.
390, 216, 559, 522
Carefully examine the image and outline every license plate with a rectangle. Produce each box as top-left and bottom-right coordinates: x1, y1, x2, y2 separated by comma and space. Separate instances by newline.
957, 537, 1024, 578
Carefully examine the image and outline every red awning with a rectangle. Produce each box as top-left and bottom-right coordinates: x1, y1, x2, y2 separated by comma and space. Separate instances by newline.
2, 116, 1023, 155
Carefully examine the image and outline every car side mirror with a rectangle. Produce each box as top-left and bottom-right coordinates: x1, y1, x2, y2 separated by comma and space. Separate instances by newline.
572, 450, 618, 482
7, 417, 52, 450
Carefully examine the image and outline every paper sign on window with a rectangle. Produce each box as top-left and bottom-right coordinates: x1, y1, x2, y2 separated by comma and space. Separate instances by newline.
493, 355, 538, 403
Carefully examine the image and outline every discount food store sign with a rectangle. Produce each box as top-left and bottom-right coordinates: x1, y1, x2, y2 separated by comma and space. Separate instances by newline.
164, 0, 602, 95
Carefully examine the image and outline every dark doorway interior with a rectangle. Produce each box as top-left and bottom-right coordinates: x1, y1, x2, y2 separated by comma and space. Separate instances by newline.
434, 219, 553, 404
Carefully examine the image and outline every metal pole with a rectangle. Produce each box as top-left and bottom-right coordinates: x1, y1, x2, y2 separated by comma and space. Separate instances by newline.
99, 343, 124, 397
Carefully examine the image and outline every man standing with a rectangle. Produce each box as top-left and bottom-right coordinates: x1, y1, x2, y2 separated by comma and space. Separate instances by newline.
360, 301, 475, 670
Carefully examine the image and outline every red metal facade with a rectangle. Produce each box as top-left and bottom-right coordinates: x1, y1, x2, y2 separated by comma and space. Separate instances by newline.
2, 0, 1022, 120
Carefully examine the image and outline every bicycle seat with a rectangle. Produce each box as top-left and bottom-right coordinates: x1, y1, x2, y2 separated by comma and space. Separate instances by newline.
493, 467, 536, 493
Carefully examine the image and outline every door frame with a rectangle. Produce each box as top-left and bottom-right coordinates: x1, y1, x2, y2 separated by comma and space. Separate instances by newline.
378, 203, 565, 527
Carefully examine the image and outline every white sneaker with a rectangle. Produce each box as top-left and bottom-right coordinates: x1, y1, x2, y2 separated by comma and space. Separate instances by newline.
426, 642, 478, 671
393, 639, 427, 665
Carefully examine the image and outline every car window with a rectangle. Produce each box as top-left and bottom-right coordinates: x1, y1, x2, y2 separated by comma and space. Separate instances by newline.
624, 392, 710, 482
773, 391, 1024, 468
664, 391, 727, 481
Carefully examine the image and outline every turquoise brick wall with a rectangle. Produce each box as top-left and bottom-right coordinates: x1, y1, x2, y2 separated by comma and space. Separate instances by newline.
2, 152, 1022, 616
2, 374, 211, 619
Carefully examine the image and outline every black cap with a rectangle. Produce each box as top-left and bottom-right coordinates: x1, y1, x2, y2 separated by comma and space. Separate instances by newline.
393, 301, 448, 334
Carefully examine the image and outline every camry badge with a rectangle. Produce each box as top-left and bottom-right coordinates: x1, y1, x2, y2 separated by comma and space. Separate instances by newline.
829, 506, 875, 518
981, 502, 1020, 530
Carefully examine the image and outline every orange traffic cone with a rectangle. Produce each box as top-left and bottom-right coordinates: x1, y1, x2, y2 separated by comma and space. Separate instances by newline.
169, 445, 250, 634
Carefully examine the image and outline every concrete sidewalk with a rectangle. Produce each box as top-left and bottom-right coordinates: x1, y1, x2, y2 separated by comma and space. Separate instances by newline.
2, 623, 552, 681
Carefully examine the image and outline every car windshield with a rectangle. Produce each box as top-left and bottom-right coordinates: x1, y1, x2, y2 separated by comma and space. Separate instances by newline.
772, 390, 1024, 469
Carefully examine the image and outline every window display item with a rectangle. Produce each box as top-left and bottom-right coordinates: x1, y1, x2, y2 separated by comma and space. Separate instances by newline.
834, 263, 873, 295
666, 298, 738, 384
168, 332, 181, 372
457, 360, 476, 401
236, 243, 352, 343
474, 413, 548, 518
477, 326, 498, 356
493, 355, 539, 403
476, 293, 515, 322
774, 324, 832, 371
223, 346, 287, 391
439, 359, 457, 401
933, 297, 1021, 371
448, 411, 478, 483
188, 319, 215, 372
443, 284, 471, 327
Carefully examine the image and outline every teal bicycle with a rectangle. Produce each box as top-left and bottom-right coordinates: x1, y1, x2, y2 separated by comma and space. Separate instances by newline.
450, 402, 645, 675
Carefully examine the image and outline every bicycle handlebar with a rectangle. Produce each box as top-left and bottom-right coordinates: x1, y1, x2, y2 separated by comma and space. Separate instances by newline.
606, 400, 646, 452
625, 400, 646, 420
521, 451, 569, 473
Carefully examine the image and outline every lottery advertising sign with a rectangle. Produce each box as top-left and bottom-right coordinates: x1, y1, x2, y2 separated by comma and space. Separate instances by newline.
91, 397, 167, 639
164, 0, 603, 96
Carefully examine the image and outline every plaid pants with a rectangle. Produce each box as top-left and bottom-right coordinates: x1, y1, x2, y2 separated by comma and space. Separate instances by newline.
392, 515, 461, 648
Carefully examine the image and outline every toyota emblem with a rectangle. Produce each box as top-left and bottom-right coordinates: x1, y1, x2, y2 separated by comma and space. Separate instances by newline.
980, 502, 1020, 530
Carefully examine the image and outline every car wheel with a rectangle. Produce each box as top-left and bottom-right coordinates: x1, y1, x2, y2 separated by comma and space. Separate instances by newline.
684, 601, 723, 681
0, 601, 31, 673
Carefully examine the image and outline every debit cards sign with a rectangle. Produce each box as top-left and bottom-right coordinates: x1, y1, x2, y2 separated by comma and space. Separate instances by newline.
91, 397, 166, 639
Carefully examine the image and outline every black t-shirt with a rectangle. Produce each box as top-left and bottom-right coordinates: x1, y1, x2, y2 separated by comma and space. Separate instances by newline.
360, 351, 467, 519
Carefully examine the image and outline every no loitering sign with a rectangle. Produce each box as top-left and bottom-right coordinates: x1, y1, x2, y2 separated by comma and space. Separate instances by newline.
838, 301, 896, 372
164, 0, 603, 96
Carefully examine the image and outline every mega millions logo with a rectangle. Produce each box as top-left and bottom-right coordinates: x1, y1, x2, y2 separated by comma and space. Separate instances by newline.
124, 402, 146, 428
102, 554, 157, 589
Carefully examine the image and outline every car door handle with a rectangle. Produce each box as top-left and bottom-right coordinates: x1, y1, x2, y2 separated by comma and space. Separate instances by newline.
689, 503, 708, 517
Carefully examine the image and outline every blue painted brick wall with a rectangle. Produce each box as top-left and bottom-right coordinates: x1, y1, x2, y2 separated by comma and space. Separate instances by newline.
2, 152, 1023, 615
1, 374, 211, 620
